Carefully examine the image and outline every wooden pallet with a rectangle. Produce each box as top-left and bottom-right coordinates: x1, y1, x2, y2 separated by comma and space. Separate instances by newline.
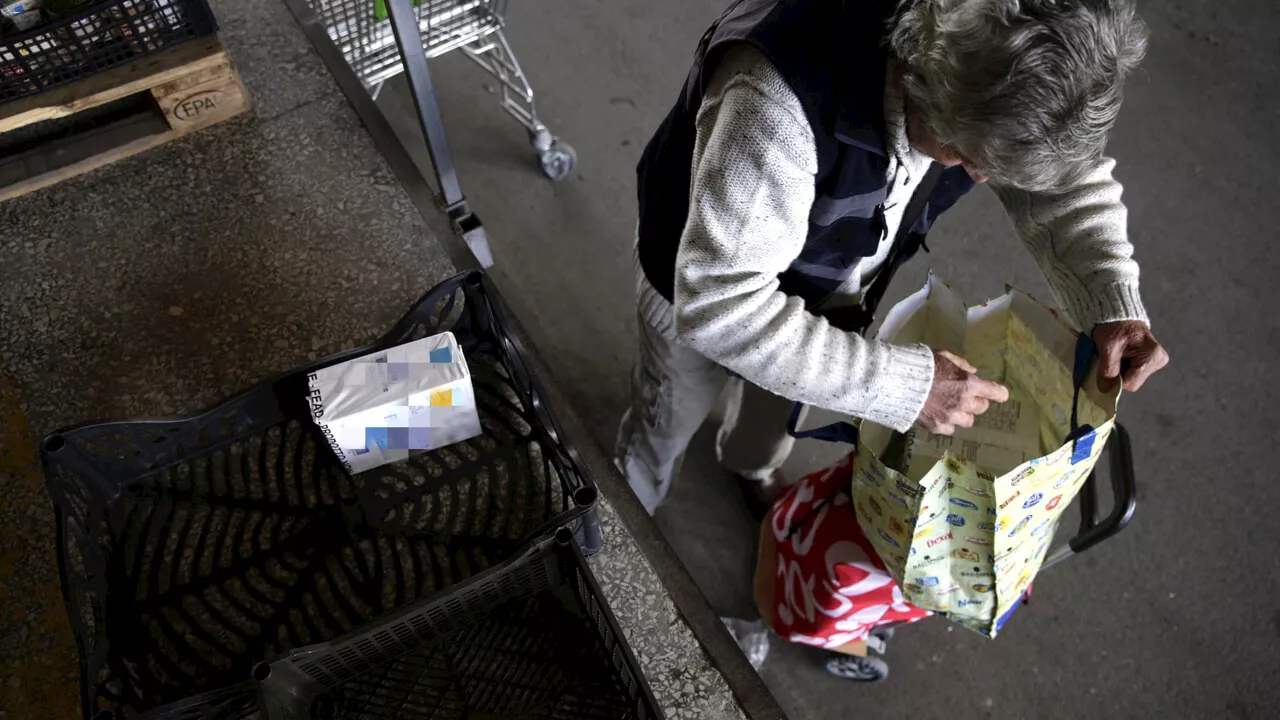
0, 38, 250, 202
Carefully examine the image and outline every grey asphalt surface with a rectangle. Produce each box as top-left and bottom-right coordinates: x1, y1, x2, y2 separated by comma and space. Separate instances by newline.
393, 0, 1280, 717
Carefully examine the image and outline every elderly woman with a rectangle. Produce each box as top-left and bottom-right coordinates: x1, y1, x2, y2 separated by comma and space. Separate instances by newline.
618, 0, 1169, 515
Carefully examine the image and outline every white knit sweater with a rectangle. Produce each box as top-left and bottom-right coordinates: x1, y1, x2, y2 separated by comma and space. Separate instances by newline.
638, 46, 1148, 432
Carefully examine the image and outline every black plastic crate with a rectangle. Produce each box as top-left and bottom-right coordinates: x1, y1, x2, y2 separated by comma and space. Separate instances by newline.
0, 0, 217, 104
255, 529, 661, 720
40, 271, 601, 719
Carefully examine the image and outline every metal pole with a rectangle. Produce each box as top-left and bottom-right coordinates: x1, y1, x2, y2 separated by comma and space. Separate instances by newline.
384, 0, 465, 208
279, 0, 481, 270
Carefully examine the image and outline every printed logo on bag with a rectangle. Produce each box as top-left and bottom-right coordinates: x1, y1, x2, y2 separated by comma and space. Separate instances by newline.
995, 517, 1009, 533
908, 548, 916, 557
889, 517, 906, 536
915, 527, 933, 540
926, 532, 953, 548
952, 548, 980, 562
940, 585, 962, 594
857, 502, 870, 521
960, 569, 994, 578
895, 478, 922, 498
905, 583, 924, 595
957, 598, 985, 609
917, 553, 946, 567
964, 485, 991, 497
887, 492, 910, 509
1054, 473, 1073, 489
972, 583, 994, 593
1016, 572, 1032, 594
979, 522, 995, 532
950, 498, 979, 510
918, 576, 940, 587
947, 514, 967, 527
965, 535, 992, 547
869, 498, 883, 516
1011, 467, 1035, 486
1030, 520, 1052, 538
976, 470, 994, 482
946, 458, 965, 474
861, 469, 882, 487
877, 529, 901, 548
1009, 515, 1033, 536
905, 515, 918, 525
999, 490, 1023, 511
1046, 494, 1063, 511
1022, 492, 1044, 509
1034, 542, 1049, 559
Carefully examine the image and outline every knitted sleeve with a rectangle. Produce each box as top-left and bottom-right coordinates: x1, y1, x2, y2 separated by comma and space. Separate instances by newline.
671, 48, 935, 431
992, 158, 1149, 330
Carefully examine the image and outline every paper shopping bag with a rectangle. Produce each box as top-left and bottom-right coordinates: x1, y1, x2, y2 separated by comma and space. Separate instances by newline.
849, 276, 1119, 637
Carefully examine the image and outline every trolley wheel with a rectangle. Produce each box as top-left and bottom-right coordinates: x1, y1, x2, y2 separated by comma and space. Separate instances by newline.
538, 141, 577, 182
824, 654, 889, 683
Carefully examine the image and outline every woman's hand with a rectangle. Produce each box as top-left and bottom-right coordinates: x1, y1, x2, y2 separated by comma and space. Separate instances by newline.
1093, 321, 1169, 392
918, 350, 1010, 435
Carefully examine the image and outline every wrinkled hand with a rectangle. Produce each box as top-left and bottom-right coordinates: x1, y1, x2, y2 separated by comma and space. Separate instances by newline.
918, 350, 1010, 436
1093, 320, 1169, 392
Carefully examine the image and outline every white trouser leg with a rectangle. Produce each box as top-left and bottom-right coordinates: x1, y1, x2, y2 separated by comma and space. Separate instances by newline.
615, 309, 727, 514
716, 379, 807, 481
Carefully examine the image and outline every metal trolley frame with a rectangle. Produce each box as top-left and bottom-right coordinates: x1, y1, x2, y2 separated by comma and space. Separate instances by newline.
300, 0, 576, 268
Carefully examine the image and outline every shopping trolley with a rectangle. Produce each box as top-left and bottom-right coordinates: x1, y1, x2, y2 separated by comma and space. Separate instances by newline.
298, 0, 577, 268
312, 0, 573, 179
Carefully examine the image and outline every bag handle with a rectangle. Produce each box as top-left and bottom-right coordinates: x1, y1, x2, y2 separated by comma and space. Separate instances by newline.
1066, 332, 1097, 463
785, 402, 859, 445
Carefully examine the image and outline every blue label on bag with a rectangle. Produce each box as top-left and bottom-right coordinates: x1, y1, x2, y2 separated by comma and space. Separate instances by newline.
1071, 428, 1097, 465
950, 498, 979, 510
947, 514, 966, 527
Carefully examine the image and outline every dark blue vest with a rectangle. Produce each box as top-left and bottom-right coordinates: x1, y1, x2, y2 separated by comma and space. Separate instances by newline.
636, 0, 975, 311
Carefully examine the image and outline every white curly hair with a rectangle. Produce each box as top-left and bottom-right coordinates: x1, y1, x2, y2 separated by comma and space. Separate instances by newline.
888, 0, 1148, 191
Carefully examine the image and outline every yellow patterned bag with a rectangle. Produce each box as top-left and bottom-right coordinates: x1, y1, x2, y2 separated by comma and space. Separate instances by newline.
850, 277, 1119, 637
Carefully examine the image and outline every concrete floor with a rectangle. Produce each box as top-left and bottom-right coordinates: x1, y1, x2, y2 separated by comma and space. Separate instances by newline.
393, 0, 1280, 717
